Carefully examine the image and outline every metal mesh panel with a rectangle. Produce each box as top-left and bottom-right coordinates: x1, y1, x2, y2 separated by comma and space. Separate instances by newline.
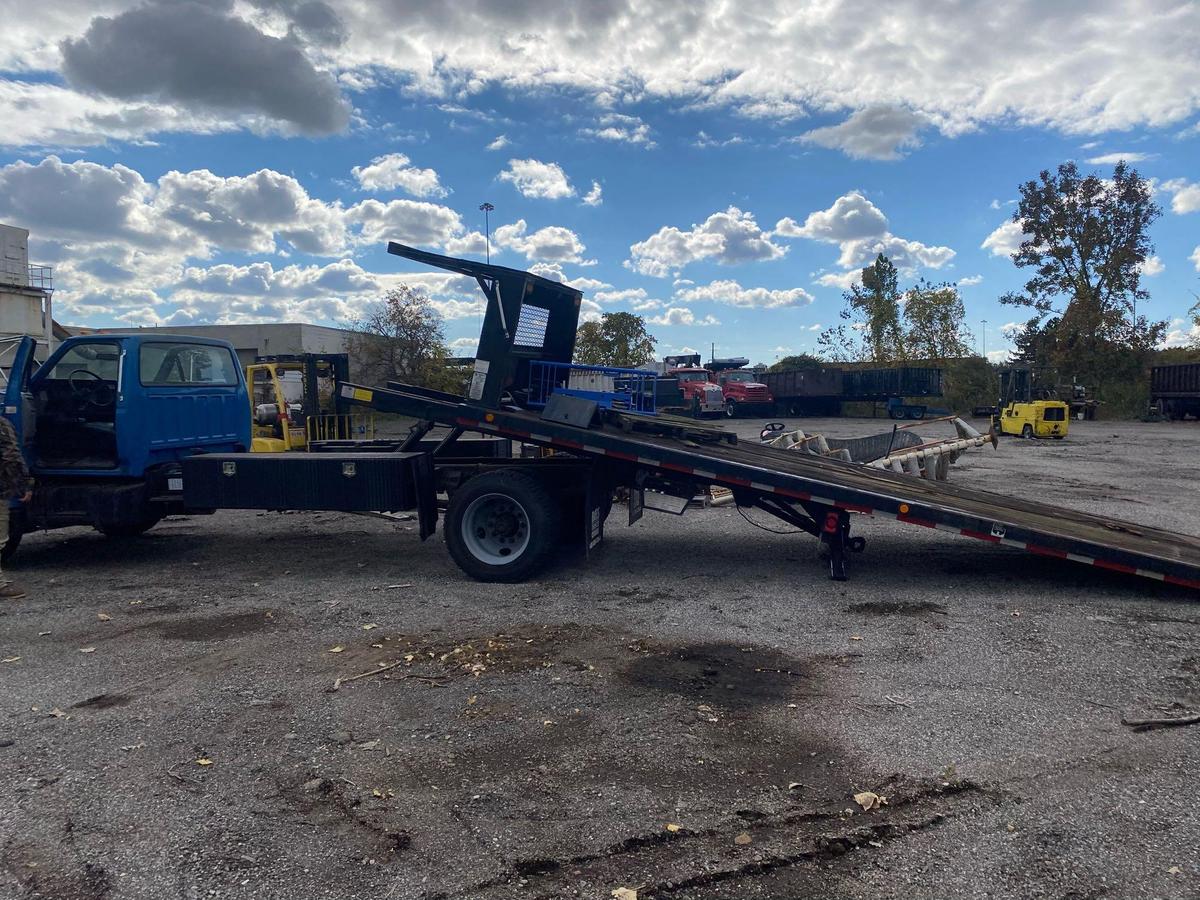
513, 303, 550, 348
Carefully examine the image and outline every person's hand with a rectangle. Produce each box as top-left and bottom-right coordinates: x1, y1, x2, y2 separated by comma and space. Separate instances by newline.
18, 491, 31, 503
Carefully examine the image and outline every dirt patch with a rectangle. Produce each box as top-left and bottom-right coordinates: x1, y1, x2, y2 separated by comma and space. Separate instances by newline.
154, 610, 275, 641
845, 600, 948, 616
2, 838, 111, 900
622, 641, 809, 708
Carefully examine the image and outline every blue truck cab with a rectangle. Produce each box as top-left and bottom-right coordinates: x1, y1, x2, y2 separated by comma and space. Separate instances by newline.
3, 333, 249, 554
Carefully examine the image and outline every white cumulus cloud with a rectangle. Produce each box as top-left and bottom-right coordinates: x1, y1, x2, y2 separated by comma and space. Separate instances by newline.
981, 220, 1026, 257
627, 207, 786, 277
649, 306, 721, 327
351, 153, 448, 198
674, 279, 813, 309
498, 158, 575, 199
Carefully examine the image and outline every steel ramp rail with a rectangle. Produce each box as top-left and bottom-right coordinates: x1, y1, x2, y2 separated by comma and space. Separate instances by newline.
340, 381, 1200, 591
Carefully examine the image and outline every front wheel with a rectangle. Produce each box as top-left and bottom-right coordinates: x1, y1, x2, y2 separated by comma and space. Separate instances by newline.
95, 515, 162, 538
444, 469, 562, 583
725, 400, 738, 418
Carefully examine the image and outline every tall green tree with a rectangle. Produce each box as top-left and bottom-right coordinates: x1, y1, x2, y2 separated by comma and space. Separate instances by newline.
769, 353, 827, 371
818, 254, 905, 362
573, 312, 657, 367
903, 280, 974, 361
344, 285, 460, 392
999, 160, 1166, 383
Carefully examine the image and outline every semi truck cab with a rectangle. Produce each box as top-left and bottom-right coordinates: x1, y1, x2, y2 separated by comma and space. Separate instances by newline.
668, 367, 725, 416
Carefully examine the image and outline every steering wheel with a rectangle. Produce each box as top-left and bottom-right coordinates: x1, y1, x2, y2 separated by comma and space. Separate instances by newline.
67, 368, 116, 409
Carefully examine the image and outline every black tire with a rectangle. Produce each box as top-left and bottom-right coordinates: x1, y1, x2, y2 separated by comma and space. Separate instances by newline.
725, 400, 738, 419
95, 515, 161, 538
691, 396, 701, 419
444, 469, 562, 583
1021, 425, 1034, 439
889, 407, 905, 420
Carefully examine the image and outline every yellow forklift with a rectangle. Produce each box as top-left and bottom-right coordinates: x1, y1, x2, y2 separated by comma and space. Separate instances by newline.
247, 353, 376, 452
993, 367, 1069, 440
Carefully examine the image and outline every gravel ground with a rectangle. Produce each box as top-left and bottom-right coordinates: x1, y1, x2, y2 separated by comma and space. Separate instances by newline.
1, 417, 1198, 900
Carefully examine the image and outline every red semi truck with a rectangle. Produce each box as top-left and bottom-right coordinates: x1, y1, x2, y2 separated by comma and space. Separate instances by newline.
709, 357, 774, 418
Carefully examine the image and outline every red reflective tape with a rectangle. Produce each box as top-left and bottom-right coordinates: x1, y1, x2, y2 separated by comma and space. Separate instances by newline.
774, 486, 811, 500
897, 513, 937, 529
960, 529, 1001, 542
454, 416, 479, 428
662, 461, 694, 474
605, 449, 638, 462
723, 475, 753, 488
1093, 558, 1137, 576
836, 501, 873, 514
1164, 574, 1200, 591
1027, 544, 1068, 559
556, 438, 583, 450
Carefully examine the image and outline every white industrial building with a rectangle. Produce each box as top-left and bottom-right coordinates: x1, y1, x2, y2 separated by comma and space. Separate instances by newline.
87, 322, 356, 371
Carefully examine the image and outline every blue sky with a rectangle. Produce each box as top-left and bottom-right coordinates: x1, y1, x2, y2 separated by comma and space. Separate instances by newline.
1, 0, 1197, 363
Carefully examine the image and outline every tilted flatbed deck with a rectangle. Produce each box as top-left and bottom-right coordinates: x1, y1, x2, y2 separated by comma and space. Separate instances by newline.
343, 381, 1200, 591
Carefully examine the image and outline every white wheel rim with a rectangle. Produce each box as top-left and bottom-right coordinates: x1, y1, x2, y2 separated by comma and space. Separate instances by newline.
461, 493, 530, 565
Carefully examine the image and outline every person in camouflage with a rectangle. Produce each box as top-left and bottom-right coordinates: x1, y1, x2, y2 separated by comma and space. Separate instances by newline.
0, 416, 33, 600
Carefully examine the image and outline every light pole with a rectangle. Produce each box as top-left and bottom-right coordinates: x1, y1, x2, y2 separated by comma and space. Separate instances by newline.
479, 202, 494, 264
980, 319, 987, 358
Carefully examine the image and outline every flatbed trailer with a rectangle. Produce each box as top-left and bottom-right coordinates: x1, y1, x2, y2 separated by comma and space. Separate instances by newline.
342, 378, 1200, 590
334, 242, 1200, 591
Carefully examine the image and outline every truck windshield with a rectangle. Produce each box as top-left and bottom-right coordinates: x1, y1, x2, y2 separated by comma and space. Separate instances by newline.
675, 372, 707, 382
140, 342, 240, 386
722, 372, 755, 383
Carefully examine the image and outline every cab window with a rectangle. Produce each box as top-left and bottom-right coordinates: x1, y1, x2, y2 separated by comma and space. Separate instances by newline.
140, 342, 239, 386
49, 342, 120, 381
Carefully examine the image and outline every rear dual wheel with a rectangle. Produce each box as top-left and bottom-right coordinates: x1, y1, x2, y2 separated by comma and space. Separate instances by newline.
444, 470, 562, 583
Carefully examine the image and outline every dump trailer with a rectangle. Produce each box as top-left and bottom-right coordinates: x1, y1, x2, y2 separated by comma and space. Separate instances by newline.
762, 365, 942, 417
761, 366, 845, 416
329, 243, 1200, 591
1152, 363, 1200, 421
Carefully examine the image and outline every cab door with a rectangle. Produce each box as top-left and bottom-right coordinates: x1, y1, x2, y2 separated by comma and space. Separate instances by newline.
2, 335, 38, 457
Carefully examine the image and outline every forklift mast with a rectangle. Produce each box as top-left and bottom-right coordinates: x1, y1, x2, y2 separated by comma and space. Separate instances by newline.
253, 353, 351, 419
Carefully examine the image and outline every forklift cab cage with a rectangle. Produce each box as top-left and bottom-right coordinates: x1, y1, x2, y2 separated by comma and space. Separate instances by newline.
387, 242, 582, 407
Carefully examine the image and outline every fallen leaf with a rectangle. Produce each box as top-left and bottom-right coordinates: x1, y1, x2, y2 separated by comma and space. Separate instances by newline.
665, 823, 682, 833
328, 646, 345, 654
853, 791, 887, 811
128, 599, 142, 605
78, 647, 96, 654
49, 708, 66, 718
196, 758, 213, 766
611, 889, 638, 900
1168, 866, 1182, 875
733, 832, 752, 845
2, 656, 20, 663
849, 635, 863, 642
372, 788, 384, 798
97, 613, 111, 621
38, 631, 50, 636
120, 743, 144, 752
361, 623, 378, 631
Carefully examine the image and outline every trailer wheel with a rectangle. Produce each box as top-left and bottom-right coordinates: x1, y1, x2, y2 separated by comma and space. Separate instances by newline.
95, 515, 162, 538
445, 470, 561, 582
